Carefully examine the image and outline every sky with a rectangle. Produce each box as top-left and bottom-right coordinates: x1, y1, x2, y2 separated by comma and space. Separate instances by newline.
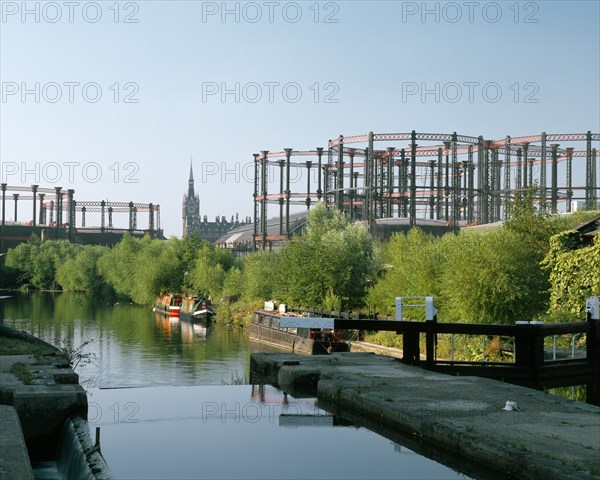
1, 0, 599, 237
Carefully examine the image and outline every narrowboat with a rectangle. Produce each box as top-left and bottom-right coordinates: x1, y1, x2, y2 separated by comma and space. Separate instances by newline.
179, 294, 214, 325
249, 308, 348, 355
154, 293, 182, 316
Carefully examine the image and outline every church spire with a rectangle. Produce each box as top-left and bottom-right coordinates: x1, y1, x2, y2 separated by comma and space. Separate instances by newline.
188, 156, 195, 198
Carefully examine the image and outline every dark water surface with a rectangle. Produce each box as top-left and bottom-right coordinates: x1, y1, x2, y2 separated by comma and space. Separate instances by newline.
1, 292, 471, 479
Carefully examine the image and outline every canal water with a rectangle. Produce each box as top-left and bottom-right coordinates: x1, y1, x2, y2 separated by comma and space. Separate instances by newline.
1, 292, 472, 479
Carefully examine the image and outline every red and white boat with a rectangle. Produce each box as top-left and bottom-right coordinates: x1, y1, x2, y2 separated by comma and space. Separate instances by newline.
153, 293, 182, 316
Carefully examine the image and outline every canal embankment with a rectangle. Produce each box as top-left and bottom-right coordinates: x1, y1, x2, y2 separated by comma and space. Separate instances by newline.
251, 351, 600, 480
0, 324, 111, 479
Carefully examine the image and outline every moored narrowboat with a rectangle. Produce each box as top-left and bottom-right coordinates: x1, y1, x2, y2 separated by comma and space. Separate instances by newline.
154, 293, 182, 316
249, 308, 348, 355
180, 294, 214, 325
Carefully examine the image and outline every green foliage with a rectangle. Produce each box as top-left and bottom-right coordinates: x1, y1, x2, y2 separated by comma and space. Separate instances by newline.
172, 233, 209, 288
367, 227, 547, 324
505, 189, 598, 259
130, 237, 182, 304
366, 229, 441, 317
3, 201, 596, 332
215, 298, 262, 327
544, 232, 599, 316
222, 267, 243, 302
188, 243, 235, 300
323, 287, 342, 311
97, 233, 142, 299
362, 331, 403, 349
440, 229, 547, 324
504, 188, 555, 257
10, 362, 34, 384
60, 339, 97, 370
56, 245, 111, 294
240, 251, 277, 301
6, 240, 79, 290
274, 203, 374, 309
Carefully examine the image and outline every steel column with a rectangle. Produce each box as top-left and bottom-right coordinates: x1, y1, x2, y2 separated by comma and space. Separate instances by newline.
54, 187, 62, 233
386, 147, 394, 218
516, 148, 523, 198
436, 148, 443, 220
1, 184, 6, 226
443, 141, 450, 221
451, 132, 458, 228
336, 138, 344, 211
550, 144, 559, 213
278, 159, 285, 236
566, 147, 574, 212
467, 146, 474, 223
100, 200, 105, 231
149, 203, 154, 232
522, 143, 529, 190
261, 150, 269, 249
68, 189, 75, 240
13, 194, 19, 222
316, 147, 323, 201
504, 136, 511, 199
429, 160, 435, 219
409, 131, 417, 227
586, 131, 593, 208
253, 153, 259, 248
285, 148, 292, 236
349, 149, 355, 219
38, 193, 45, 225
31, 185, 38, 228
540, 132, 547, 210
305, 161, 312, 211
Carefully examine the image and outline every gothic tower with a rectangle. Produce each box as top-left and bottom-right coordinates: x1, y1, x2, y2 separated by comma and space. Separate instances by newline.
182, 159, 200, 237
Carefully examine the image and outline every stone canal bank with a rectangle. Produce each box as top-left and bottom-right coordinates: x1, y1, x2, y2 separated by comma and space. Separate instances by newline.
0, 324, 111, 479
251, 352, 600, 480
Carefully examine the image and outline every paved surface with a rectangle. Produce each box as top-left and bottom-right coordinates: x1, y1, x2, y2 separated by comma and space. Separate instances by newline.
0, 330, 88, 474
251, 352, 600, 480
0, 405, 34, 480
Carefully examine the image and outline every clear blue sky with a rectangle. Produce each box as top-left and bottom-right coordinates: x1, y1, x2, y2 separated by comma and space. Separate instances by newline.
1, 1, 599, 237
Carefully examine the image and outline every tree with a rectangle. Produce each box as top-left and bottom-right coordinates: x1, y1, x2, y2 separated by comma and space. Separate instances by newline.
241, 251, 278, 301
275, 203, 374, 309
543, 231, 600, 316
6, 240, 78, 290
56, 245, 110, 293
365, 228, 443, 317
440, 229, 547, 323
188, 243, 235, 300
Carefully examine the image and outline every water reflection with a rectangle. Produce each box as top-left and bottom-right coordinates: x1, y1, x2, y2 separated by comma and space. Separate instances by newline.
86, 385, 470, 480
0, 292, 281, 387
6, 293, 476, 479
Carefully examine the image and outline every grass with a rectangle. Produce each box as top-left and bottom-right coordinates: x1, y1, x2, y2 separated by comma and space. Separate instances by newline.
221, 370, 247, 385
215, 299, 263, 327
362, 331, 403, 349
10, 362, 34, 384
0, 335, 56, 357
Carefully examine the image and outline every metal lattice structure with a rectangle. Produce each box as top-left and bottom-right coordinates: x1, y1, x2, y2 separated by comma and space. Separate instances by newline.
252, 130, 600, 249
0, 184, 161, 246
